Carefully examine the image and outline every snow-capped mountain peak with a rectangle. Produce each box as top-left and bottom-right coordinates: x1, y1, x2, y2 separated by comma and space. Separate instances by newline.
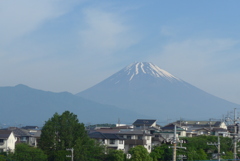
124, 62, 180, 81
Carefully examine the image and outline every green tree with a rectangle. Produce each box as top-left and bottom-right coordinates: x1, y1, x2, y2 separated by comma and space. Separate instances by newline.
222, 151, 234, 159
39, 111, 105, 161
181, 135, 234, 160
150, 144, 172, 161
105, 149, 125, 161
11, 143, 47, 161
128, 145, 152, 161
0, 154, 7, 161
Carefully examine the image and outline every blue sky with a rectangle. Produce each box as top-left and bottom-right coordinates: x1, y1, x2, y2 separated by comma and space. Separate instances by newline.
1, 0, 240, 104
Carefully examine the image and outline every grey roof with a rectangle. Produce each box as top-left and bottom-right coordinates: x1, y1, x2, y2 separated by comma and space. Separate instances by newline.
0, 130, 12, 139
89, 132, 125, 140
162, 124, 185, 131
133, 119, 157, 126
8, 127, 31, 137
118, 130, 152, 136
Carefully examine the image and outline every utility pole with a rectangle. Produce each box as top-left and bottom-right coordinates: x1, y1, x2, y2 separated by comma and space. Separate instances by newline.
234, 108, 237, 160
173, 124, 177, 161
169, 125, 186, 161
66, 148, 74, 161
225, 108, 239, 160
207, 136, 220, 161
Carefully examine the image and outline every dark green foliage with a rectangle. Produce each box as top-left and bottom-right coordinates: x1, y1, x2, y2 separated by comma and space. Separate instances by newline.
11, 143, 47, 161
222, 151, 234, 159
150, 136, 235, 161
186, 148, 207, 161
181, 135, 234, 160
150, 144, 172, 161
128, 145, 152, 161
39, 111, 105, 161
105, 149, 125, 161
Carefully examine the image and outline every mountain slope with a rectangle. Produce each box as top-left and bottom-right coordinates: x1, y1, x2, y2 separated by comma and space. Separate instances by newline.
77, 62, 240, 120
0, 84, 146, 126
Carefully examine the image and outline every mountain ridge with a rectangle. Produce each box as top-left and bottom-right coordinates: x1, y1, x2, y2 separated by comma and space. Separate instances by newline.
0, 84, 146, 126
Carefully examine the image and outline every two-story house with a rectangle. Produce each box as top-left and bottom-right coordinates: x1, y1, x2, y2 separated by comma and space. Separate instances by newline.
117, 129, 153, 153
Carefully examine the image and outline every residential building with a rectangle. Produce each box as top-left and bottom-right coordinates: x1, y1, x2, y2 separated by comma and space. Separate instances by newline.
117, 129, 153, 153
174, 120, 227, 130
88, 132, 125, 151
0, 130, 17, 152
8, 127, 38, 146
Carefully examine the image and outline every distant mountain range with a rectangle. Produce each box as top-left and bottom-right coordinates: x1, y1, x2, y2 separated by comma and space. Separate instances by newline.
77, 62, 240, 121
1, 62, 239, 126
0, 84, 145, 126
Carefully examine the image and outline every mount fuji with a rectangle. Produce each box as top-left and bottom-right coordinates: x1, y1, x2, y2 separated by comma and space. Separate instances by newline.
77, 62, 240, 121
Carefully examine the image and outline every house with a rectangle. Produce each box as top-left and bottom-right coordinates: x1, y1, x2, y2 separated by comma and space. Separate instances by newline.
227, 124, 240, 134
186, 128, 211, 137
167, 120, 228, 137
133, 119, 157, 128
0, 130, 17, 153
152, 131, 175, 146
211, 128, 229, 137
92, 125, 153, 153
88, 132, 125, 151
117, 129, 153, 153
7, 127, 38, 146
174, 120, 227, 130
161, 124, 186, 137
186, 127, 229, 137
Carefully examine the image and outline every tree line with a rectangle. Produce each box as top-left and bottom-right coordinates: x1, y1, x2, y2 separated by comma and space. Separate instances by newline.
0, 111, 238, 161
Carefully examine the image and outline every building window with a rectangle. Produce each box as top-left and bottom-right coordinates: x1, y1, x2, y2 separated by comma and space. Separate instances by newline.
138, 136, 142, 140
0, 139, 4, 144
148, 145, 151, 150
127, 135, 131, 139
110, 139, 115, 144
119, 140, 123, 144
21, 137, 27, 141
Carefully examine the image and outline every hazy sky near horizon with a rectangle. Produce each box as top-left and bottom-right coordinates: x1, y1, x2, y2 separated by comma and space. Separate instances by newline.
1, 1, 240, 105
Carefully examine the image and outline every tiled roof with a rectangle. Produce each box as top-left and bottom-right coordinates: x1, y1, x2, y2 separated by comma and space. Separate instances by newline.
89, 132, 125, 140
0, 130, 12, 139
133, 119, 157, 126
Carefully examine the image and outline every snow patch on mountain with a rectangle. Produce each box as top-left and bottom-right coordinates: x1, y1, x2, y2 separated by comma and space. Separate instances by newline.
124, 62, 180, 82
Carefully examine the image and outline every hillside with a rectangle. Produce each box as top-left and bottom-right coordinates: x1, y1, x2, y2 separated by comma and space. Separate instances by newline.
0, 84, 145, 126
77, 62, 240, 121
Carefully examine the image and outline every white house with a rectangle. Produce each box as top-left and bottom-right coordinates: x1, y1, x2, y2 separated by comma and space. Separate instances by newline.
0, 130, 17, 153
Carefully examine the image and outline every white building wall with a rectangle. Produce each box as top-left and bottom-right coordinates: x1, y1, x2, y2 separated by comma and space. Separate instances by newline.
0, 132, 16, 152
220, 122, 227, 129
7, 132, 16, 152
